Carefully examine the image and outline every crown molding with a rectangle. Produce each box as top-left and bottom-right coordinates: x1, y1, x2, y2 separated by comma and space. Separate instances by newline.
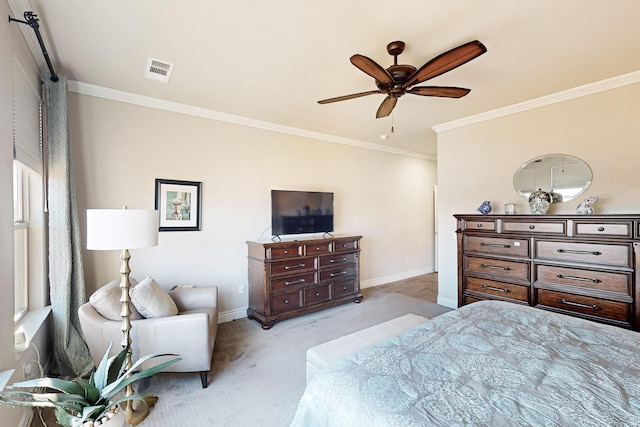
433, 70, 640, 133
67, 81, 435, 161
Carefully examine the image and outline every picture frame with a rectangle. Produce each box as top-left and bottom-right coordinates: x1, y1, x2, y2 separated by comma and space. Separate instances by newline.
154, 179, 202, 231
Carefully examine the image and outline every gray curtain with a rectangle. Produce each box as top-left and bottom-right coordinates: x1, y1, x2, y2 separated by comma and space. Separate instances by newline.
45, 73, 93, 378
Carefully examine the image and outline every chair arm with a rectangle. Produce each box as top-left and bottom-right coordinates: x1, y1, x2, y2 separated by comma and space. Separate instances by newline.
169, 286, 218, 311
131, 312, 214, 372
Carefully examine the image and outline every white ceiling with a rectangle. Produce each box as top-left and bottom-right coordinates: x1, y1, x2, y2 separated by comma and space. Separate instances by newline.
12, 0, 640, 157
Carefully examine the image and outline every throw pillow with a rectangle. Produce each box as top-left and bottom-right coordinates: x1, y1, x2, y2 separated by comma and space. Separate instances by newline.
130, 276, 179, 318
89, 278, 143, 321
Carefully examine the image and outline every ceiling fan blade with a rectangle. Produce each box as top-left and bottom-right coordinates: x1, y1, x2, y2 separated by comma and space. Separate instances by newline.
402, 40, 487, 89
376, 96, 398, 118
408, 86, 471, 98
318, 90, 382, 104
350, 54, 394, 86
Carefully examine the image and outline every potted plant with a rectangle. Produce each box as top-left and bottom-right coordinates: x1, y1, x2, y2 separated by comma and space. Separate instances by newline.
0, 343, 180, 427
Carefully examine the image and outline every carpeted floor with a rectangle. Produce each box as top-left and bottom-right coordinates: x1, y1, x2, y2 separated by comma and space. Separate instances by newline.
32, 273, 449, 427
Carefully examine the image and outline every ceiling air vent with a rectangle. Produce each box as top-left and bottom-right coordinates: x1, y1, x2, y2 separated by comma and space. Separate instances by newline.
145, 57, 174, 83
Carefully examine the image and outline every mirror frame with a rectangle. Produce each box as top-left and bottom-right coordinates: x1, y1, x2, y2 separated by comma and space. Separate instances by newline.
513, 154, 592, 203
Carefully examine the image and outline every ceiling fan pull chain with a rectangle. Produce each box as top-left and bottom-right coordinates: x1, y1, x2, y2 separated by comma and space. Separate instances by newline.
391, 113, 394, 133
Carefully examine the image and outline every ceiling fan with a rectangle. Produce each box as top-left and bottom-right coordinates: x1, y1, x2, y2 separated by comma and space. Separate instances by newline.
318, 40, 487, 118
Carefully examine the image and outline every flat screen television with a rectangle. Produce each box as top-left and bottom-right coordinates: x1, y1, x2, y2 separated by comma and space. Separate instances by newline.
271, 190, 334, 236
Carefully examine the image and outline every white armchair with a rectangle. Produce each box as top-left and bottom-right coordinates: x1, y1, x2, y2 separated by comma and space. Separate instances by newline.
78, 284, 218, 388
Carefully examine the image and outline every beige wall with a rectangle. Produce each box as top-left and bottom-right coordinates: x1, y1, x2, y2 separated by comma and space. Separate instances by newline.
69, 93, 437, 319
436, 83, 640, 307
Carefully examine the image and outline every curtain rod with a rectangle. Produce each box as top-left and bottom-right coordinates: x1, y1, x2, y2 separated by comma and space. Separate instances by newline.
9, 11, 59, 82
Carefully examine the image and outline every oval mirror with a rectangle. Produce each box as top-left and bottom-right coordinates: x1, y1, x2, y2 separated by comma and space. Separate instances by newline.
513, 154, 592, 202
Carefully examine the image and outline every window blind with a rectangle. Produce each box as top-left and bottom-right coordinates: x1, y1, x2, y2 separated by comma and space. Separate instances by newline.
12, 58, 42, 174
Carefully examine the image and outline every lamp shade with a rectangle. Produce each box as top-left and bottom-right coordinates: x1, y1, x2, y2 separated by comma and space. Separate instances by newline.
87, 209, 158, 250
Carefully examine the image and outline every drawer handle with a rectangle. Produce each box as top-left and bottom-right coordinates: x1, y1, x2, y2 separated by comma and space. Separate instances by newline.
556, 249, 602, 256
480, 243, 511, 248
479, 263, 511, 271
329, 257, 348, 263
558, 299, 601, 311
284, 278, 306, 286
480, 284, 510, 293
556, 274, 602, 284
341, 286, 347, 291
476, 223, 483, 228
598, 227, 605, 232
283, 299, 290, 304
529, 225, 535, 230
284, 263, 306, 270
315, 292, 320, 296
330, 271, 348, 277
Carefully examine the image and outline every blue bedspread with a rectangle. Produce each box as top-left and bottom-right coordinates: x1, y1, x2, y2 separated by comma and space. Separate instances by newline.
291, 300, 640, 426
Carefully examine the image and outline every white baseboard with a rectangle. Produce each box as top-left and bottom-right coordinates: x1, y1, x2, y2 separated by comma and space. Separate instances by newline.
360, 266, 434, 289
219, 267, 438, 324
219, 307, 248, 324
437, 295, 458, 309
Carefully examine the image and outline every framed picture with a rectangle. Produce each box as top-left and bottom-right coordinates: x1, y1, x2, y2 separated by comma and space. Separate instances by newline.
155, 179, 202, 231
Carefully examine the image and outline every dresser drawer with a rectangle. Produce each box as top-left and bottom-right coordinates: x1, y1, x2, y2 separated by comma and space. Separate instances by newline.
333, 238, 359, 252
502, 220, 566, 234
573, 221, 633, 238
465, 276, 529, 302
536, 289, 631, 325
535, 265, 631, 295
267, 244, 303, 259
270, 291, 302, 314
318, 252, 356, 268
535, 241, 632, 268
462, 219, 495, 232
332, 280, 356, 298
465, 235, 529, 258
319, 266, 356, 282
304, 285, 331, 306
465, 256, 530, 280
271, 272, 316, 292
306, 242, 331, 255
269, 257, 315, 276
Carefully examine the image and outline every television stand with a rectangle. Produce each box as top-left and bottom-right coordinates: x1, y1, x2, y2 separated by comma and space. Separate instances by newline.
246, 235, 362, 329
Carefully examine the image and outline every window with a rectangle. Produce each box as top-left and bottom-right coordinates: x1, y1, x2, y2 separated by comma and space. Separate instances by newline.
13, 164, 29, 322
12, 58, 46, 323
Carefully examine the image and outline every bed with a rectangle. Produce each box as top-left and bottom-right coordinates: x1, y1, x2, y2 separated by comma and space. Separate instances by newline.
290, 300, 640, 426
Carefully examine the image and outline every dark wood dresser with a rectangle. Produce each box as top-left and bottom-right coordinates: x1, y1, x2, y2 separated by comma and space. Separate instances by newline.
246, 235, 362, 329
455, 214, 640, 330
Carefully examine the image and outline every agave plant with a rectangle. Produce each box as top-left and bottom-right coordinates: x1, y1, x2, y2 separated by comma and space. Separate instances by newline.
0, 344, 180, 427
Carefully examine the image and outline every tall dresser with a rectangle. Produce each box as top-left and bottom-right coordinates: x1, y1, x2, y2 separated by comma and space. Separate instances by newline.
455, 214, 640, 330
246, 235, 362, 329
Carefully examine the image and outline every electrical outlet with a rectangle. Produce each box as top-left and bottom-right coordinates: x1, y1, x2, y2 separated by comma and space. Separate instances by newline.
239, 285, 245, 295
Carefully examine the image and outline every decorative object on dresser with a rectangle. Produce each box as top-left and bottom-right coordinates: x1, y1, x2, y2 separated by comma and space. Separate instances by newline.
455, 214, 640, 330
476, 200, 492, 215
576, 196, 600, 215
246, 236, 362, 329
504, 200, 516, 214
528, 188, 553, 214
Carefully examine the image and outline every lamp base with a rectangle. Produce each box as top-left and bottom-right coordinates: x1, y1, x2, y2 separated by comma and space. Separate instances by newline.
124, 395, 158, 426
